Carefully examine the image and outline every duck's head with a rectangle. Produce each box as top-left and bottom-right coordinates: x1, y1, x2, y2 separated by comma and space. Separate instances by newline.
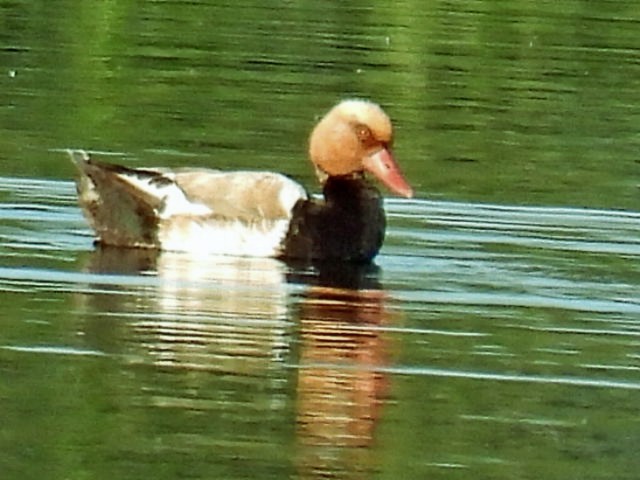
309, 99, 413, 198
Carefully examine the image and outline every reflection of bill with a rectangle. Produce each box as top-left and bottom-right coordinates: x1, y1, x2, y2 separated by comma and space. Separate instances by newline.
294, 283, 393, 479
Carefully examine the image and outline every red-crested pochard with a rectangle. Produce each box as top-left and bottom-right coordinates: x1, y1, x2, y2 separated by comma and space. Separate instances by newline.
70, 99, 412, 262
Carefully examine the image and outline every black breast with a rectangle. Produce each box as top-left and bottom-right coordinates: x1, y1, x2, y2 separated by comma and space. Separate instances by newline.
280, 175, 386, 262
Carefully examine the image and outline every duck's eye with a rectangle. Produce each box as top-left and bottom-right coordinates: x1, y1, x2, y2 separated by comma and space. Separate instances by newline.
355, 124, 374, 145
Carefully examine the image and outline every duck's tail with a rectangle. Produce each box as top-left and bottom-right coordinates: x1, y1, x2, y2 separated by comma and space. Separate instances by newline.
68, 150, 160, 248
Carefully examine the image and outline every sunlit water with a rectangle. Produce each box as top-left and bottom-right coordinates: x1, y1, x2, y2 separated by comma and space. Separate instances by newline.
1, 176, 639, 479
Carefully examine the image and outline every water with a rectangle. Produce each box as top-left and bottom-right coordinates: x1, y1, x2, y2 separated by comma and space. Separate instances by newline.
1, 2, 640, 479
2, 176, 639, 478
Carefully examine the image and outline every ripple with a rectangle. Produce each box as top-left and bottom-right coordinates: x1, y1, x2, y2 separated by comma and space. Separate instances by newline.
1, 345, 106, 356
295, 362, 640, 391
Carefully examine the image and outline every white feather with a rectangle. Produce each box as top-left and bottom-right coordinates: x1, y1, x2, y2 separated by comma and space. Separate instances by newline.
115, 170, 212, 218
158, 217, 291, 257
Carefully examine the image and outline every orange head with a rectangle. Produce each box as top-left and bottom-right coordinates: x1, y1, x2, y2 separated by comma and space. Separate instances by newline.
309, 99, 413, 198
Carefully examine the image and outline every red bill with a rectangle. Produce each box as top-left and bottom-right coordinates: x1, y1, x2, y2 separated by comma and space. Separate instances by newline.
362, 148, 413, 198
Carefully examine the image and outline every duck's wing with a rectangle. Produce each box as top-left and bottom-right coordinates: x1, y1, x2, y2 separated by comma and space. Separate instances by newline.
69, 150, 308, 252
156, 169, 309, 256
170, 168, 308, 221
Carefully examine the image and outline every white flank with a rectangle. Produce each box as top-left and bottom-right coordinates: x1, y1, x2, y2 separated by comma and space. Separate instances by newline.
158, 217, 292, 257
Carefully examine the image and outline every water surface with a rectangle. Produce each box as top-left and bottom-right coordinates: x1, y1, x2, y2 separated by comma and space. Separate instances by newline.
1, 1, 639, 479
1, 175, 639, 479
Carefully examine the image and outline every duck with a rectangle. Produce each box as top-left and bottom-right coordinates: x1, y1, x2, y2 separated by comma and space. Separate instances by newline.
69, 99, 413, 262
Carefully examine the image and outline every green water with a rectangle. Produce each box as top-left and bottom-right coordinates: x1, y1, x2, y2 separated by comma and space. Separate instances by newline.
1, 2, 639, 479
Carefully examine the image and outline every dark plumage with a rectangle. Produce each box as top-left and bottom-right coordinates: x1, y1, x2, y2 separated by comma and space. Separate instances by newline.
282, 176, 385, 262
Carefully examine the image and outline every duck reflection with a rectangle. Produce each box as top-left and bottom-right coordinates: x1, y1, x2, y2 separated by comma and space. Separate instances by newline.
77, 246, 394, 478
292, 279, 392, 479
80, 246, 292, 372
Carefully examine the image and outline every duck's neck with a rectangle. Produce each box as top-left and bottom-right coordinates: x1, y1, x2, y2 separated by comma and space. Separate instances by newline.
281, 175, 386, 262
